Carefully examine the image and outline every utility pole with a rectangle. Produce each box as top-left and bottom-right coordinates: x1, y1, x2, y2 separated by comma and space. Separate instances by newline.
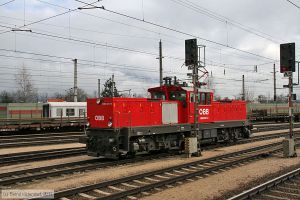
73, 58, 78, 102
111, 74, 115, 98
273, 63, 278, 118
242, 75, 245, 100
98, 79, 101, 98
158, 40, 163, 86
273, 63, 277, 101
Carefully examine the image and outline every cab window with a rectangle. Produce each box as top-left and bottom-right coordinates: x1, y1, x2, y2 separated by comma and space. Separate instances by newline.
169, 91, 186, 102
199, 93, 206, 105
152, 92, 166, 100
207, 93, 211, 105
190, 93, 195, 103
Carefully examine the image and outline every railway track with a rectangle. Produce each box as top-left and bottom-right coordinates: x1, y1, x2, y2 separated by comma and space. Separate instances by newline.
0, 122, 294, 149
229, 168, 300, 200
0, 147, 86, 166
242, 131, 299, 143
0, 132, 83, 148
31, 140, 299, 200
0, 131, 83, 139
0, 131, 295, 183
252, 122, 300, 133
202, 130, 299, 151
0, 153, 174, 187
0, 130, 292, 166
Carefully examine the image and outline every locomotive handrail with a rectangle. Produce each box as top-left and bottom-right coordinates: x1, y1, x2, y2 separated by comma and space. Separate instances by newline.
128, 111, 132, 132
114, 111, 121, 133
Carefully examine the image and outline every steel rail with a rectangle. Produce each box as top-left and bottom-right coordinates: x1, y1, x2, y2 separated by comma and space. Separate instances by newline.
240, 131, 300, 144
0, 132, 82, 140
0, 133, 293, 186
96, 150, 283, 200
228, 168, 300, 200
0, 138, 80, 148
0, 153, 173, 186
0, 147, 86, 165
0, 135, 81, 143
50, 140, 298, 199
252, 123, 300, 133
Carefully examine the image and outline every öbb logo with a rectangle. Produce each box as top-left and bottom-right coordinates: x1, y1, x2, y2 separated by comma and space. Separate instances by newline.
95, 115, 105, 121
199, 109, 209, 115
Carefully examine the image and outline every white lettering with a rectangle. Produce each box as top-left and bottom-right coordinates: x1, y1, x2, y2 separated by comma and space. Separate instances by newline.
95, 115, 105, 121
199, 109, 209, 115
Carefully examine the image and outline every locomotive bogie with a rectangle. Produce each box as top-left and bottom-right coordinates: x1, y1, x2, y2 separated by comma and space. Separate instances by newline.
83, 120, 251, 158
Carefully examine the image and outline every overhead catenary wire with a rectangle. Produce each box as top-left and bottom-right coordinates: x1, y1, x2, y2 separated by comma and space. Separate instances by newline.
0, 0, 100, 35
1, 0, 276, 64
169, 0, 284, 43
0, 24, 278, 78
0, 52, 275, 86
0, 47, 278, 86
74, 0, 276, 61
1, 0, 283, 65
0, 0, 290, 97
0, 0, 15, 7
285, 0, 300, 10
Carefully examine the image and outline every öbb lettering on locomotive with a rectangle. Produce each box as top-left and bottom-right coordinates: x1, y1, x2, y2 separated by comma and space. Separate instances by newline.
80, 84, 251, 159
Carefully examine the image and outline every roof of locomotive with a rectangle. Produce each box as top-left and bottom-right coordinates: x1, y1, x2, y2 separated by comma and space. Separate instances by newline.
148, 85, 184, 92
182, 87, 214, 93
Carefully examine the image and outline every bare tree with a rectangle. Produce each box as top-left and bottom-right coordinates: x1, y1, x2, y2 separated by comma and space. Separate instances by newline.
245, 87, 255, 102
15, 65, 38, 102
64, 88, 88, 102
0, 90, 15, 103
257, 94, 268, 103
276, 94, 288, 103
53, 92, 65, 100
38, 92, 49, 103
237, 87, 254, 102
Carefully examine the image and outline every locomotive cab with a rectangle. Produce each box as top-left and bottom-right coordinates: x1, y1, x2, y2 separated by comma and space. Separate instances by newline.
148, 85, 214, 124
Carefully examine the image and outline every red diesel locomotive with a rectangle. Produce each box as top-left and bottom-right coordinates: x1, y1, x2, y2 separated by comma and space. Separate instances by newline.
81, 82, 251, 159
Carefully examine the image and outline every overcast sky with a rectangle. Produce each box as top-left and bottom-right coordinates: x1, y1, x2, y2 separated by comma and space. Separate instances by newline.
0, 0, 300, 99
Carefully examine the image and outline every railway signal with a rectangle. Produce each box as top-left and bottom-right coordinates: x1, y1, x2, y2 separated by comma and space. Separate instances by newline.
185, 39, 198, 66
280, 43, 295, 73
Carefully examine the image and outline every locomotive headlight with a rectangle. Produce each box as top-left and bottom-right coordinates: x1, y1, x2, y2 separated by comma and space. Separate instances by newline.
109, 138, 115, 143
108, 118, 113, 128
96, 98, 103, 104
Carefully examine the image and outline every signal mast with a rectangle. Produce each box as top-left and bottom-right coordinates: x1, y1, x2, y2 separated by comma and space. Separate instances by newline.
280, 42, 297, 158
185, 39, 208, 157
